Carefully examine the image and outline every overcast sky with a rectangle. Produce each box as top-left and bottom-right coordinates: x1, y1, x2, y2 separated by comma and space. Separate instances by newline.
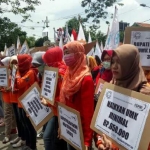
2, 0, 150, 42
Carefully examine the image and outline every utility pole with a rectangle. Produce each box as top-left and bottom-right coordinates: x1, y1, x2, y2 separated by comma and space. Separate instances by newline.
42, 16, 49, 40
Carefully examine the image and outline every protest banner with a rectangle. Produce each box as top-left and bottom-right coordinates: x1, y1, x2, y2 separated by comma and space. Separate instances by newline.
57, 102, 84, 150
8, 45, 16, 56
19, 40, 29, 54
19, 82, 54, 131
41, 66, 58, 105
11, 65, 17, 91
95, 79, 105, 95
0, 66, 9, 87
91, 82, 150, 150
124, 27, 150, 67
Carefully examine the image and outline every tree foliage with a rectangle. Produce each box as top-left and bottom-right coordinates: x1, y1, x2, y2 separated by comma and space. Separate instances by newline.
35, 37, 47, 47
0, 0, 41, 22
81, 0, 123, 28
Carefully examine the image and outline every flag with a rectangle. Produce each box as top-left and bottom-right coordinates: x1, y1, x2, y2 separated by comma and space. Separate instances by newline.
53, 28, 57, 43
17, 36, 21, 50
8, 44, 16, 57
100, 41, 104, 52
104, 6, 119, 50
59, 35, 63, 50
4, 43, 8, 56
64, 24, 71, 43
77, 22, 86, 42
72, 29, 77, 41
87, 32, 94, 56
94, 41, 102, 59
19, 41, 29, 54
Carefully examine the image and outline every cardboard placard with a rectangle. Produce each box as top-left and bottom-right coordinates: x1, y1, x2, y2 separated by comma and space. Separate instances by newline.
11, 65, 17, 92
41, 66, 58, 106
95, 78, 105, 95
91, 82, 150, 150
57, 102, 85, 150
84, 41, 96, 54
124, 27, 150, 67
0, 66, 9, 87
19, 82, 54, 131
19, 40, 29, 54
8, 45, 16, 57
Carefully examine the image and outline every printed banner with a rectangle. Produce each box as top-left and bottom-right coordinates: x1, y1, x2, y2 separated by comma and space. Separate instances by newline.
19, 41, 29, 54
0, 67, 9, 87
8, 45, 16, 56
58, 102, 84, 150
124, 27, 150, 67
91, 83, 150, 150
41, 66, 58, 105
11, 65, 17, 91
19, 83, 54, 131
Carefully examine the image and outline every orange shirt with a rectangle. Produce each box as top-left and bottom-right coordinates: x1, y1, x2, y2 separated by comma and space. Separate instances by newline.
16, 69, 37, 108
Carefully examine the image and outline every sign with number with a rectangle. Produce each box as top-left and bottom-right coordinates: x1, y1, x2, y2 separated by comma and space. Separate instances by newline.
8, 45, 16, 56
0, 67, 9, 87
19, 40, 29, 54
91, 83, 150, 150
124, 27, 150, 67
11, 65, 17, 91
19, 82, 54, 131
41, 66, 58, 105
57, 102, 84, 150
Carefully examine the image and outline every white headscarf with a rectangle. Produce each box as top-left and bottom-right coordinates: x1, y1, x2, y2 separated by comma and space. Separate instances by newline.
1, 57, 11, 66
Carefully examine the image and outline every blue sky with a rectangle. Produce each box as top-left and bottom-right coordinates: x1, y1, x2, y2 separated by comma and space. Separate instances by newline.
2, 0, 150, 42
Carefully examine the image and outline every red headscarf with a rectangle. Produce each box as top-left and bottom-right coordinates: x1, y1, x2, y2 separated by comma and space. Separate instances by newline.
101, 50, 113, 61
42, 47, 66, 76
17, 54, 32, 76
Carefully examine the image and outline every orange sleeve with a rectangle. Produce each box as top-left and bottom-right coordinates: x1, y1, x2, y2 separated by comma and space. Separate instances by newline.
16, 70, 35, 89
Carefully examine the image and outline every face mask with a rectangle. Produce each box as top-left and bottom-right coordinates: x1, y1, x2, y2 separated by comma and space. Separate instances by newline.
64, 53, 76, 67
103, 61, 111, 69
38, 64, 45, 75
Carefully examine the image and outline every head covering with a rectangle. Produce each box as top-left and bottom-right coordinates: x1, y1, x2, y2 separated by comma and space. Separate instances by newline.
60, 41, 90, 103
88, 56, 98, 71
32, 52, 45, 65
111, 44, 147, 91
1, 57, 11, 66
42, 47, 66, 76
95, 55, 101, 66
101, 50, 113, 61
9, 55, 18, 69
17, 54, 32, 76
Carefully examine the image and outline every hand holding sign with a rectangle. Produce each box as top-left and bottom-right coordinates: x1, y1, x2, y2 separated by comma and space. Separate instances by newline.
41, 98, 48, 106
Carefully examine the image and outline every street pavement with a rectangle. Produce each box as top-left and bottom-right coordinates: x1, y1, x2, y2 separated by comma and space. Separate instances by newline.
0, 126, 96, 150
0, 126, 44, 150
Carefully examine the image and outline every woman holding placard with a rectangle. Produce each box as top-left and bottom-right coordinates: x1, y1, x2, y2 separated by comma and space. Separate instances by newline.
16, 54, 39, 150
95, 44, 150, 150
41, 47, 67, 150
0, 57, 17, 143
60, 41, 94, 150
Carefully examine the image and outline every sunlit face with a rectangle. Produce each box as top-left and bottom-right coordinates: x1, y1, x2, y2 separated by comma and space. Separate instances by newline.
111, 55, 122, 79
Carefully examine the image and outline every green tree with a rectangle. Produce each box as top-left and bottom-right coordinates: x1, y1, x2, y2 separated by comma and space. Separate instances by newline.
0, 17, 27, 50
81, 0, 123, 28
26, 36, 36, 48
35, 37, 48, 47
0, 0, 41, 22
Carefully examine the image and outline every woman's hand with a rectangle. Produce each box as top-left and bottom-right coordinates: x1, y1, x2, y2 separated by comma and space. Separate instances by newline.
98, 134, 112, 150
41, 98, 48, 106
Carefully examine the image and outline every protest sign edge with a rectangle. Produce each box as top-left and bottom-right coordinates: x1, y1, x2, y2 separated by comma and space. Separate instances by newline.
41, 66, 59, 106
19, 82, 54, 131
91, 82, 150, 150
57, 102, 85, 150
